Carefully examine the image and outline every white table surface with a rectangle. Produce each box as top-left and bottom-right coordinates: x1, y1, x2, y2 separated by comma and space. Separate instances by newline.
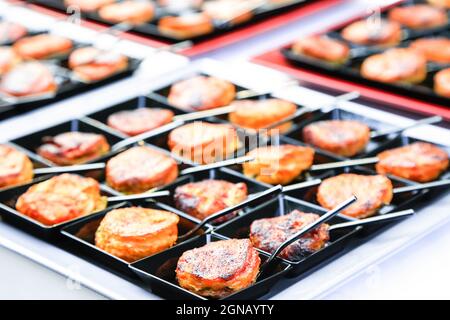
1, 0, 449, 300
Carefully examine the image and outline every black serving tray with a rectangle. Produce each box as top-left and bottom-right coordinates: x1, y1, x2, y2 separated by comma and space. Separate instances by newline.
0, 169, 118, 239
214, 195, 361, 277
282, 0, 450, 107
129, 233, 292, 300
0, 31, 141, 120
30, 0, 309, 43
61, 200, 211, 279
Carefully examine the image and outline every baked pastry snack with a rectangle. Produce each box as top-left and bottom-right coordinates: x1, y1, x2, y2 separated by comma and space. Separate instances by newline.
341, 19, 402, 47
427, 0, 450, 9
435, 68, 450, 98
0, 21, 28, 44
202, 0, 254, 25
16, 173, 107, 225
168, 122, 241, 164
176, 239, 260, 298
388, 4, 448, 29
106, 146, 178, 194
0, 62, 57, 97
376, 142, 449, 182
158, 0, 203, 9
0, 47, 21, 76
95, 207, 179, 262
68, 47, 129, 82
243, 144, 315, 185
158, 13, 214, 39
361, 48, 427, 84
0, 144, 34, 189
228, 99, 297, 133
98, 1, 155, 24
13, 34, 73, 60
64, 0, 115, 12
303, 120, 370, 157
174, 179, 248, 221
317, 173, 393, 219
250, 210, 330, 260
37, 132, 110, 166
410, 38, 450, 64
167, 75, 236, 111
107, 108, 174, 136
292, 35, 350, 64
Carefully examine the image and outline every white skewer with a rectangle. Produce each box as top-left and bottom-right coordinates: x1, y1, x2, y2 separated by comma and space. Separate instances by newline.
393, 179, 450, 194
329, 209, 415, 230
180, 156, 254, 175
370, 116, 442, 139
33, 163, 106, 175
310, 157, 380, 171
107, 190, 170, 202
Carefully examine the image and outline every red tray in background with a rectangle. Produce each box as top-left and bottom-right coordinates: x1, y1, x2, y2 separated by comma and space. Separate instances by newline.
252, 48, 450, 121
15, 0, 341, 57
251, 1, 450, 121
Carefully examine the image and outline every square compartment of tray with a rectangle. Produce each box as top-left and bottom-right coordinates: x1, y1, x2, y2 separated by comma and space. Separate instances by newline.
61, 200, 211, 278
214, 195, 361, 277
129, 233, 291, 300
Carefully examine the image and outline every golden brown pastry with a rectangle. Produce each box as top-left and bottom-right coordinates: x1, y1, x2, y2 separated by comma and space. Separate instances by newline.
0, 144, 34, 189
168, 122, 240, 164
106, 146, 178, 194
292, 35, 350, 64
427, 0, 450, 9
107, 108, 174, 136
303, 120, 370, 157
388, 4, 448, 29
158, 0, 203, 9
158, 13, 214, 39
37, 132, 110, 166
174, 179, 247, 221
410, 38, 450, 64
376, 142, 449, 182
228, 99, 297, 133
250, 210, 330, 260
13, 34, 73, 60
168, 75, 236, 111
95, 207, 179, 262
317, 173, 393, 219
0, 62, 57, 97
68, 47, 129, 82
0, 21, 27, 44
16, 173, 107, 226
435, 68, 450, 98
0, 47, 21, 76
202, 0, 254, 25
176, 239, 260, 298
64, 0, 115, 12
361, 48, 427, 84
98, 1, 155, 24
243, 144, 315, 185
341, 19, 402, 47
